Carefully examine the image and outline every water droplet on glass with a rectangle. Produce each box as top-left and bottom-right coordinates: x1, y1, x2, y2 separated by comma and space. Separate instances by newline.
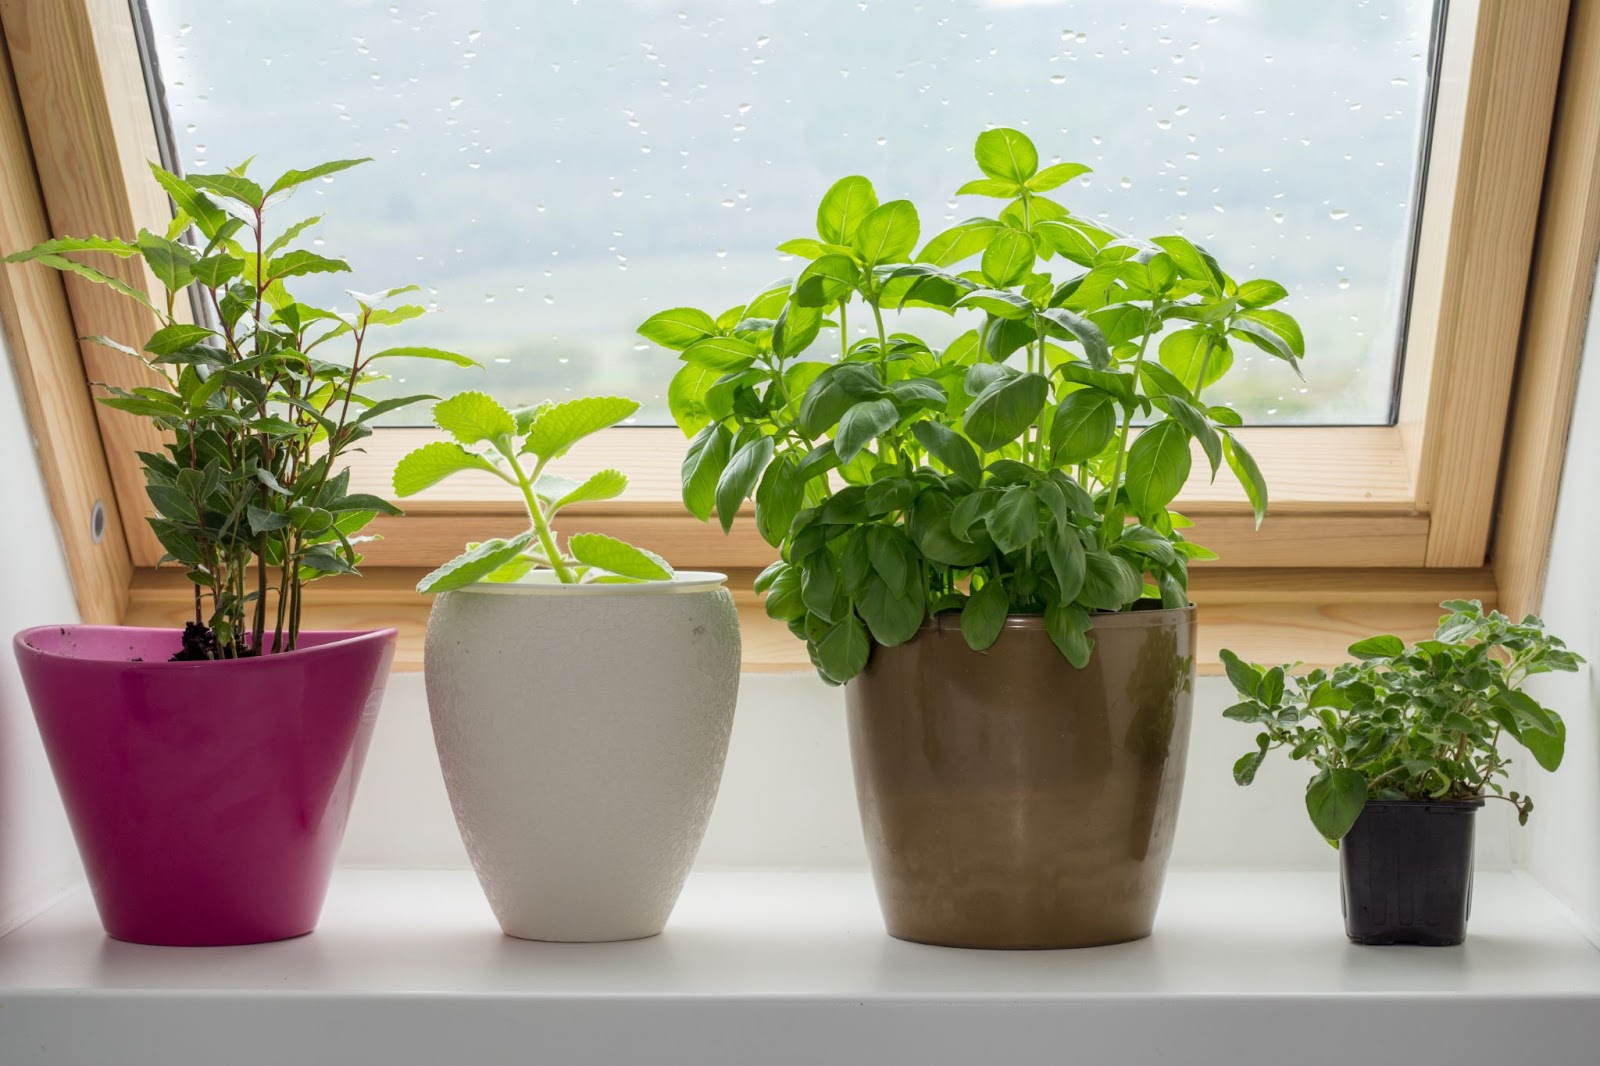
720, 198, 736, 207
1049, 74, 1065, 85
1338, 277, 1351, 290
543, 294, 555, 304
1155, 118, 1172, 130
755, 34, 770, 47
1119, 177, 1132, 189
177, 23, 193, 36
1392, 77, 1408, 86
1329, 208, 1350, 221
1273, 212, 1285, 224
449, 96, 464, 108
612, 187, 623, 197
875, 136, 887, 146
715, 248, 728, 258
484, 294, 496, 304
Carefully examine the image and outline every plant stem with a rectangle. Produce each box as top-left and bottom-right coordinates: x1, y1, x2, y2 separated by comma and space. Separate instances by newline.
1104, 312, 1160, 523
870, 297, 888, 355
508, 451, 575, 583
839, 299, 849, 361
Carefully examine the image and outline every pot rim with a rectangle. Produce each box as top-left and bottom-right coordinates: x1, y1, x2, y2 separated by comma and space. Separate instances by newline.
444, 570, 727, 597
921, 600, 1195, 634
13, 624, 396, 669
1361, 798, 1487, 811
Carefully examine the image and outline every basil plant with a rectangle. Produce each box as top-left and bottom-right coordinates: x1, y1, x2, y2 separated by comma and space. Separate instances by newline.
5, 158, 471, 658
1221, 601, 1583, 842
639, 128, 1304, 684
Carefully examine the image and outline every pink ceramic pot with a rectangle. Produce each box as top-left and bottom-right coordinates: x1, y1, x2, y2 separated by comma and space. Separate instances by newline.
13, 625, 395, 946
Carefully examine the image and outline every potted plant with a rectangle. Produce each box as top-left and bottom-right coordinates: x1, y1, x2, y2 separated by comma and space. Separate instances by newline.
6, 158, 467, 945
1219, 600, 1582, 945
637, 128, 1302, 948
398, 391, 741, 942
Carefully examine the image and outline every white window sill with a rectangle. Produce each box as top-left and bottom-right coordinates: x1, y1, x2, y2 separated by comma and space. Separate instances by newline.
1, 869, 1596, 1066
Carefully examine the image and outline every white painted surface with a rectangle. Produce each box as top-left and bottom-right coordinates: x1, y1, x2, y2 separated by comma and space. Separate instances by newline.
342, 671, 1515, 872
0, 321, 82, 935
1, 868, 1595, 1066
424, 576, 741, 940
1515, 260, 1600, 939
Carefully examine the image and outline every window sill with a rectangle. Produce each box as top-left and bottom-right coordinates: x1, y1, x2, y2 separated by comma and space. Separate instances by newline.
122, 566, 1497, 674
2, 868, 1594, 1066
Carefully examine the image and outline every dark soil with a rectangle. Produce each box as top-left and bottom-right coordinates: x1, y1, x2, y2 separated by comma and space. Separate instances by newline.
170, 622, 226, 662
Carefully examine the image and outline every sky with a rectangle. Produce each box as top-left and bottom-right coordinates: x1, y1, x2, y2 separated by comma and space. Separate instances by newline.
143, 0, 1440, 425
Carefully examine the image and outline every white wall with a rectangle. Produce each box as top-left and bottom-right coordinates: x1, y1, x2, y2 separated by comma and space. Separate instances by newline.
0, 320, 83, 934
342, 672, 1515, 873
1515, 267, 1600, 938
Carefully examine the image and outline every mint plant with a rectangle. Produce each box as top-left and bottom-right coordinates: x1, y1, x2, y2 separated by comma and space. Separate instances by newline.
5, 158, 470, 658
1220, 601, 1583, 842
395, 391, 673, 593
638, 127, 1303, 684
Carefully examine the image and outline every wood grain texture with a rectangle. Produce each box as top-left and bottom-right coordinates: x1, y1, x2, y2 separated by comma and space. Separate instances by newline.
1399, 0, 1572, 567
0, 40, 129, 622
126, 567, 1492, 676
1493, 0, 1600, 621
1, 0, 176, 566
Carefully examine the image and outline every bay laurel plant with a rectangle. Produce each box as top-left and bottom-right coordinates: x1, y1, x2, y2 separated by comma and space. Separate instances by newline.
395, 392, 674, 592
1220, 601, 1583, 842
4, 158, 474, 658
638, 127, 1304, 684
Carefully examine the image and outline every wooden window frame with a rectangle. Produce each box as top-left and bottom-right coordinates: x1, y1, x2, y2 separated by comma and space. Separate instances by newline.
1, 0, 1595, 672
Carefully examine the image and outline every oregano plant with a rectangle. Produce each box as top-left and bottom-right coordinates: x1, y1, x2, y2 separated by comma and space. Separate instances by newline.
5, 157, 473, 658
638, 127, 1303, 684
395, 392, 674, 592
1220, 601, 1583, 842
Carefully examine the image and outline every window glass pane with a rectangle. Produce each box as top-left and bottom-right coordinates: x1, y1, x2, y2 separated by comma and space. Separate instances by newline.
143, 0, 1438, 426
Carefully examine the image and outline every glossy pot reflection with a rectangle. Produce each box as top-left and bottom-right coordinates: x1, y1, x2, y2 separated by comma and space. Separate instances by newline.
845, 605, 1196, 949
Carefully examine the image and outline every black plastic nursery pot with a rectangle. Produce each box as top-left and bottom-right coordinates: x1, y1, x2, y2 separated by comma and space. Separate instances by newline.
1339, 799, 1482, 946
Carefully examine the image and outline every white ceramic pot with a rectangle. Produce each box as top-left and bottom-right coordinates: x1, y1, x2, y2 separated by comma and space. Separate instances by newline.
424, 571, 741, 941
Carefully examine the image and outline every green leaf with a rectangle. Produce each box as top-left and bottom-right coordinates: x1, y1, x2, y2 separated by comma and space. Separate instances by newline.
1233, 750, 1267, 787
1050, 390, 1117, 464
1126, 420, 1192, 515
33, 254, 153, 310
247, 505, 291, 534
911, 420, 982, 487
851, 199, 920, 265
954, 287, 1033, 320
1348, 634, 1404, 660
1045, 601, 1093, 668
981, 228, 1035, 287
1218, 648, 1263, 699
816, 615, 871, 684
960, 576, 1009, 651
955, 178, 1022, 198
1240, 308, 1304, 355
1493, 688, 1560, 736
1222, 433, 1269, 528
1151, 235, 1222, 291
191, 253, 244, 288
1027, 161, 1091, 192
681, 423, 731, 522
834, 398, 899, 465
1038, 308, 1112, 369
816, 175, 878, 244
417, 532, 537, 594
755, 452, 802, 547
5, 234, 139, 263
858, 575, 926, 646
187, 171, 265, 208
792, 254, 860, 308
264, 215, 323, 258
522, 395, 640, 458
551, 469, 628, 511
1306, 768, 1368, 842
1046, 525, 1087, 601
974, 128, 1039, 184
716, 435, 774, 533
432, 391, 516, 446
917, 218, 1005, 266
772, 300, 822, 358
1237, 279, 1288, 308
366, 346, 481, 368
988, 486, 1040, 555
668, 363, 719, 435
265, 157, 371, 199
1080, 549, 1142, 611
143, 323, 214, 357
963, 372, 1049, 451
392, 441, 501, 496
639, 307, 719, 350
1519, 712, 1566, 772
568, 532, 674, 580
268, 249, 351, 279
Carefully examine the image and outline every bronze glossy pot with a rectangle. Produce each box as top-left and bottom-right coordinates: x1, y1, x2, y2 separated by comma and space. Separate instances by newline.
845, 605, 1196, 949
